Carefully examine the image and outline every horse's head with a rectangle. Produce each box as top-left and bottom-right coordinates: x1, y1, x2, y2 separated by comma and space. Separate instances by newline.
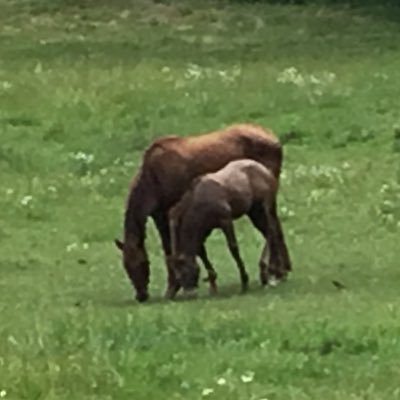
172, 254, 200, 292
115, 237, 149, 302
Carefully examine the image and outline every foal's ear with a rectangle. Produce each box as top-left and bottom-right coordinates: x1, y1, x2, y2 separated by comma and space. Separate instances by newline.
114, 239, 124, 251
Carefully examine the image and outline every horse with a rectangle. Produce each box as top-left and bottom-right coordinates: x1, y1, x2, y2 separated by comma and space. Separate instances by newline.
115, 123, 284, 302
168, 159, 291, 297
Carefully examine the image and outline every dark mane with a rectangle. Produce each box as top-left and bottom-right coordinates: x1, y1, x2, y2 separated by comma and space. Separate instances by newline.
124, 169, 148, 245
123, 143, 162, 245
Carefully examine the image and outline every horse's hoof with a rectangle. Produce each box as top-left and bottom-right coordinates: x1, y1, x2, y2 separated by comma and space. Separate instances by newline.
164, 287, 179, 301
260, 274, 268, 286
268, 276, 279, 288
136, 292, 149, 303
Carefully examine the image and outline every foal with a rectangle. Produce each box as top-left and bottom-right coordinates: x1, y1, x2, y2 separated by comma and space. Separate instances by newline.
168, 159, 291, 296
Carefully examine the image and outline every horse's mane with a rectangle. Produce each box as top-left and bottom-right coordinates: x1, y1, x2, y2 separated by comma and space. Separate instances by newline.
123, 141, 165, 243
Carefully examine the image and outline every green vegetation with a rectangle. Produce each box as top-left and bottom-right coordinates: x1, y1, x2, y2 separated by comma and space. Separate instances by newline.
1, 1, 400, 399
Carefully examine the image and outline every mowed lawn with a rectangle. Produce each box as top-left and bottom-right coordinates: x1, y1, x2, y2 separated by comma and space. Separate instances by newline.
1, 0, 400, 399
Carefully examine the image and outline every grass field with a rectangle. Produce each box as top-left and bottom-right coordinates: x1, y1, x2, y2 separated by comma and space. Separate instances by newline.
1, 0, 400, 398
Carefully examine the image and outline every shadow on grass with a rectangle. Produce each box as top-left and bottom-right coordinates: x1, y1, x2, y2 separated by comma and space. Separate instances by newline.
98, 279, 292, 308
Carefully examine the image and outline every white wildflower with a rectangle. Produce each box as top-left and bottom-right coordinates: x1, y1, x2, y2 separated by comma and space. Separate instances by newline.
1, 81, 12, 90
380, 184, 388, 194
71, 151, 94, 163
325, 71, 336, 83
342, 161, 350, 170
34, 62, 42, 74
313, 88, 323, 97
66, 243, 78, 252
202, 388, 214, 396
310, 75, 321, 85
8, 336, 18, 345
240, 371, 255, 383
120, 10, 130, 19
82, 243, 89, 250
0, 389, 6, 398
382, 200, 393, 208
123, 160, 135, 168
293, 74, 305, 87
185, 63, 202, 80
277, 67, 304, 86
20, 195, 33, 206
216, 377, 227, 386
202, 35, 214, 45
232, 65, 242, 77
180, 381, 190, 389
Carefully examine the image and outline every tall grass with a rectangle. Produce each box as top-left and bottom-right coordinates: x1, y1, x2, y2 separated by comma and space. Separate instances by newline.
1, 1, 400, 399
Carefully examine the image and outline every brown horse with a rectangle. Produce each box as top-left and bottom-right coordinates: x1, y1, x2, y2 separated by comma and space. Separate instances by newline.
168, 159, 291, 297
115, 123, 283, 302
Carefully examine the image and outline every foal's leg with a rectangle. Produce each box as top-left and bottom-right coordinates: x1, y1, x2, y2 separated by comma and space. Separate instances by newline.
220, 219, 249, 292
247, 203, 281, 286
153, 210, 180, 300
266, 200, 292, 279
198, 244, 218, 295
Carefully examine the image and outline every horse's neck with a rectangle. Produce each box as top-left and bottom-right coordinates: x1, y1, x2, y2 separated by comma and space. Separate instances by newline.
124, 204, 147, 246
124, 173, 155, 245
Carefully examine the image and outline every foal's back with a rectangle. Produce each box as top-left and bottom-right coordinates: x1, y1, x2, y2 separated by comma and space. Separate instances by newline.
197, 159, 277, 217
207, 159, 276, 194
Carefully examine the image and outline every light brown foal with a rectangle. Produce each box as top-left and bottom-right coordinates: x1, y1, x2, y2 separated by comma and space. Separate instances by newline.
168, 159, 291, 297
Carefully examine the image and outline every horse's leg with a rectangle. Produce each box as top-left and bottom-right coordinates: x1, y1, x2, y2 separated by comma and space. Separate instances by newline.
266, 200, 292, 279
152, 210, 180, 300
220, 219, 249, 292
198, 244, 218, 295
247, 203, 281, 286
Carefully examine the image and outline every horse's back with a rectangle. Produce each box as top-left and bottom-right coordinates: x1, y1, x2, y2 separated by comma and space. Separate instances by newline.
134, 123, 282, 208
146, 123, 279, 155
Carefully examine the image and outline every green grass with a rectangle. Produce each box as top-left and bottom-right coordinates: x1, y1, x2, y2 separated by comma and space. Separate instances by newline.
1, 0, 400, 398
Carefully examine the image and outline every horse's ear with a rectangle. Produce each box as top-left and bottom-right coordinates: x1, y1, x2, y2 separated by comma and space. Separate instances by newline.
114, 239, 124, 251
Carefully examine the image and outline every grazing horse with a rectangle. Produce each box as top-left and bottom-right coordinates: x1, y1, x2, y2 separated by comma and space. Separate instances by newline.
168, 159, 291, 297
115, 123, 284, 302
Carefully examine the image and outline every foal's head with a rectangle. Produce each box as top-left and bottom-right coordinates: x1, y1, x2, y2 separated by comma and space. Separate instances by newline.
115, 237, 150, 302
173, 254, 200, 292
